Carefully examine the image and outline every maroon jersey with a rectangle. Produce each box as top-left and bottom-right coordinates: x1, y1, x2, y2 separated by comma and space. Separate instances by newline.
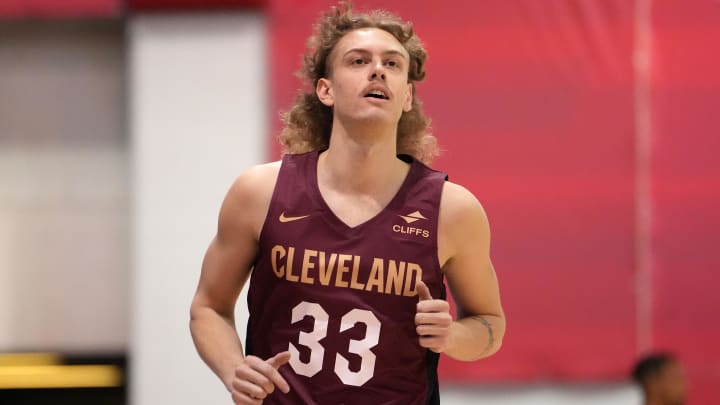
246, 150, 447, 404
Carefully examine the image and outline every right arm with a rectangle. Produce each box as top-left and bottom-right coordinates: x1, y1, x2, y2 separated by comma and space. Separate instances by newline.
189, 162, 288, 403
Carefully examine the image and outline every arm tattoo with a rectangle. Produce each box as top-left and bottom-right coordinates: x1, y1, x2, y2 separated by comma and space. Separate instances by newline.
476, 316, 495, 356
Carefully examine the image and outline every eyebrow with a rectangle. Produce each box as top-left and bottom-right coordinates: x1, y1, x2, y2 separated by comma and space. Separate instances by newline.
343, 48, 408, 60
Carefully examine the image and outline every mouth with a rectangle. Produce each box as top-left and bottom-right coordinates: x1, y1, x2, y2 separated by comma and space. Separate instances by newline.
364, 90, 389, 100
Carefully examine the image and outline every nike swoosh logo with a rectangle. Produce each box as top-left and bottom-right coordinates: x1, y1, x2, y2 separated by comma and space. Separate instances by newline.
279, 212, 311, 223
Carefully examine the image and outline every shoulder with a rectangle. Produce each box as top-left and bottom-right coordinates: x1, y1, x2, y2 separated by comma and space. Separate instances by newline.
438, 181, 491, 262
439, 181, 489, 227
220, 160, 282, 238
227, 160, 282, 201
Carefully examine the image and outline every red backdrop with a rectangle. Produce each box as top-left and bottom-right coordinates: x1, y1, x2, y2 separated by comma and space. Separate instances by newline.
650, 1, 720, 403
268, 0, 720, 403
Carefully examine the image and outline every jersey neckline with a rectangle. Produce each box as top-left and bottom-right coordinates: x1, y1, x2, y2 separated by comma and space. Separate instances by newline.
308, 149, 420, 232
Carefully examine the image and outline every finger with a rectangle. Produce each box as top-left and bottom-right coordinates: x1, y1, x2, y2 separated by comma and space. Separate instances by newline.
415, 312, 452, 326
418, 336, 445, 352
416, 279, 432, 301
232, 379, 268, 400
267, 351, 291, 369
237, 364, 274, 394
231, 390, 262, 405
416, 325, 450, 336
245, 355, 291, 394
416, 300, 450, 315
258, 354, 290, 394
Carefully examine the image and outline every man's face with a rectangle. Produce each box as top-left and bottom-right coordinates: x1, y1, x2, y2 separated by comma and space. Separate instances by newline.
316, 28, 413, 128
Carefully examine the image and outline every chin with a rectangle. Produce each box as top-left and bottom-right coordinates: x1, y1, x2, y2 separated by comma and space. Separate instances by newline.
350, 112, 396, 126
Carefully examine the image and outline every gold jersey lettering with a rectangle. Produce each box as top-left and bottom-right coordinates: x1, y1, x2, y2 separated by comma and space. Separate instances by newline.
365, 258, 385, 293
385, 260, 406, 295
335, 254, 352, 288
269, 245, 426, 298
404, 262, 422, 297
318, 251, 337, 286
301, 249, 317, 284
349, 255, 365, 290
285, 246, 298, 282
271, 245, 286, 278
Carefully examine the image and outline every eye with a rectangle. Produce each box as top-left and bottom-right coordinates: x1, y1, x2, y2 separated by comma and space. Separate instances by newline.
352, 58, 366, 65
385, 59, 400, 68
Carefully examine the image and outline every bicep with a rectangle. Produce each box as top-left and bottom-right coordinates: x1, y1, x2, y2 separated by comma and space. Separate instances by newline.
195, 235, 256, 318
192, 179, 262, 318
445, 257, 503, 320
440, 184, 503, 319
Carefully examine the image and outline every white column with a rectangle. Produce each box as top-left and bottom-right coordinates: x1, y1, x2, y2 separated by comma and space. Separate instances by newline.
129, 13, 267, 405
0, 24, 126, 352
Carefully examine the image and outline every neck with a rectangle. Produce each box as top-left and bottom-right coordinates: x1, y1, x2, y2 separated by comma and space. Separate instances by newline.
320, 119, 407, 194
331, 112, 399, 149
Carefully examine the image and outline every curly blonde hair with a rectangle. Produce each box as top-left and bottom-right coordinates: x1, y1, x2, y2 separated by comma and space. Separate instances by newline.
278, 2, 439, 165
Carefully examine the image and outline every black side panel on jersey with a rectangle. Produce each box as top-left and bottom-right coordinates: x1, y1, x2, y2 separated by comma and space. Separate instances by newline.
244, 323, 253, 356
424, 282, 446, 405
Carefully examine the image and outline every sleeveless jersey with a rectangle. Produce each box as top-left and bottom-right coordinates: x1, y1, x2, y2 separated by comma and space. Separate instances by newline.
246, 150, 447, 405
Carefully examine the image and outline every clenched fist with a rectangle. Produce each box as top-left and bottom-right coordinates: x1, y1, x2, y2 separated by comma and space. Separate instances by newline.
415, 280, 453, 353
229, 351, 291, 404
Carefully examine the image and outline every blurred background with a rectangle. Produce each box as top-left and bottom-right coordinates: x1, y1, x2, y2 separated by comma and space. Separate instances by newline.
0, 0, 718, 404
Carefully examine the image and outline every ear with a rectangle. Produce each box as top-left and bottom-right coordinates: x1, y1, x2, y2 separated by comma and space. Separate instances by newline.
316, 78, 334, 107
403, 83, 413, 112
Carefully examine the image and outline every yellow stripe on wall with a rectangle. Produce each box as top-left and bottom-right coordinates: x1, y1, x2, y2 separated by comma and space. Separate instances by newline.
0, 353, 60, 367
0, 365, 123, 389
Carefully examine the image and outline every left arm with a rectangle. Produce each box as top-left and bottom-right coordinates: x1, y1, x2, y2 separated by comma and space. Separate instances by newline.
415, 181, 506, 361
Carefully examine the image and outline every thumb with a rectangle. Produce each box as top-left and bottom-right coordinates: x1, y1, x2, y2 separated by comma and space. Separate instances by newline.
416, 279, 433, 301
267, 351, 291, 369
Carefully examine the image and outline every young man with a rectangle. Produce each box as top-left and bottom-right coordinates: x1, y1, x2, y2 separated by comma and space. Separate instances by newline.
190, 3, 505, 404
632, 353, 687, 405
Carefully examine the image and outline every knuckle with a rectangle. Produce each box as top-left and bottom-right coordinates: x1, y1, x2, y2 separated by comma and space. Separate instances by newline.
256, 362, 274, 375
253, 389, 268, 399
231, 392, 244, 405
260, 379, 275, 393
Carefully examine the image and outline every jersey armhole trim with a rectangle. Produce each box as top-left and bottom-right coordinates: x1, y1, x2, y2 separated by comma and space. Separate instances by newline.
255, 158, 287, 251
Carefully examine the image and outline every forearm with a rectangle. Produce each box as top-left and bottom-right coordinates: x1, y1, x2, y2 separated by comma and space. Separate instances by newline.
190, 305, 246, 390
444, 314, 505, 361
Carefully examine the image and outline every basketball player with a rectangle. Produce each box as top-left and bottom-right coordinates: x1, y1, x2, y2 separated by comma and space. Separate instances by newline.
632, 353, 687, 405
190, 3, 505, 404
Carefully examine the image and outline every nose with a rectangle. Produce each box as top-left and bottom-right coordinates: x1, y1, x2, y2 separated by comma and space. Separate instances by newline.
369, 60, 386, 81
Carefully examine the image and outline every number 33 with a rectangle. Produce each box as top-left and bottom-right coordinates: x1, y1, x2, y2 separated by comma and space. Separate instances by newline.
289, 301, 381, 387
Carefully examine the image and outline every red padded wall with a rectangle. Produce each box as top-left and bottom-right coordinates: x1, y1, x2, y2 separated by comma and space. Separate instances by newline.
650, 0, 720, 403
420, 1, 638, 382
